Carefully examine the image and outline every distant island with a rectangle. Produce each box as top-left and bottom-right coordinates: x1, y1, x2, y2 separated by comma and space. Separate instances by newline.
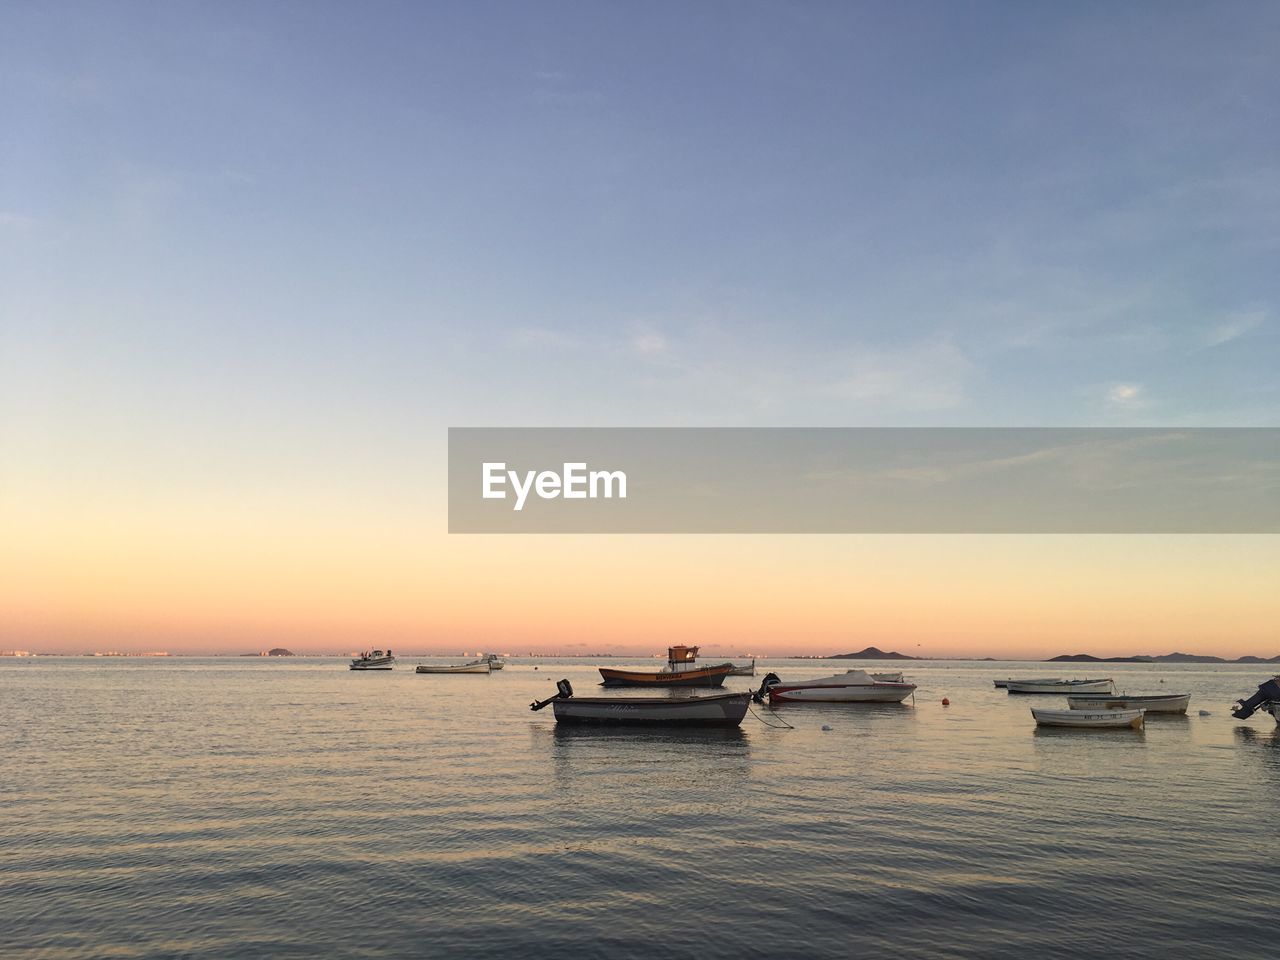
831, 646, 917, 660
1047, 652, 1280, 664
239, 648, 296, 657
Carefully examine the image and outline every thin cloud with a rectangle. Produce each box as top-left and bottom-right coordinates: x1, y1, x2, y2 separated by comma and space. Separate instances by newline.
1108, 382, 1144, 405
1205, 309, 1265, 347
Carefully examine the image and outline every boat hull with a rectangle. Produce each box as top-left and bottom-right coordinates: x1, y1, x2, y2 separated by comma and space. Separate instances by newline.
550, 692, 751, 726
767, 672, 916, 704
994, 678, 1057, 688
1067, 693, 1190, 714
1032, 707, 1144, 729
416, 663, 491, 674
1007, 679, 1113, 694
349, 664, 393, 670
598, 665, 732, 687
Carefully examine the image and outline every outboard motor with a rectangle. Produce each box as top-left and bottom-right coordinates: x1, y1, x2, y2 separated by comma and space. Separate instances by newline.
753, 672, 782, 703
1231, 676, 1280, 719
531, 678, 575, 711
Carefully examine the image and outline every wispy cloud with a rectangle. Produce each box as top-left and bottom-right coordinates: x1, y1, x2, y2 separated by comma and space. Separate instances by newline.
820, 339, 974, 411
1205, 309, 1265, 347
629, 324, 668, 356
1107, 382, 1144, 406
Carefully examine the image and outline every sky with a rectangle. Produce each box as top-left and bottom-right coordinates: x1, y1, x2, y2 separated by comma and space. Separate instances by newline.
2, 1, 1278, 656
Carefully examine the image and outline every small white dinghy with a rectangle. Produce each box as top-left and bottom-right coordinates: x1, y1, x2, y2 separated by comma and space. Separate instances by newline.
1067, 693, 1190, 714
994, 678, 1057, 689
416, 660, 492, 674
1007, 678, 1114, 694
1032, 707, 1144, 729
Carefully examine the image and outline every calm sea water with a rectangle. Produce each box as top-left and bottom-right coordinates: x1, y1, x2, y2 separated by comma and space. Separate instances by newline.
3, 657, 1278, 959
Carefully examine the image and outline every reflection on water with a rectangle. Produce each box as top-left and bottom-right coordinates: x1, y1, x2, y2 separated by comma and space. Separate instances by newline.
3, 657, 1278, 960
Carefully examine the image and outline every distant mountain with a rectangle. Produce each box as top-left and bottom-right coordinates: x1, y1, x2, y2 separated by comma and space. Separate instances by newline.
831, 646, 917, 660
1044, 651, 1278, 664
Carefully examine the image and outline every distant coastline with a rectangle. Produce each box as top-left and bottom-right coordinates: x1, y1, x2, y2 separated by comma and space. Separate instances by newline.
1046, 651, 1280, 664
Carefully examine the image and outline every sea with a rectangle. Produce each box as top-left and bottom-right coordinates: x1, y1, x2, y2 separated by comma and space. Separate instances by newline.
3, 656, 1277, 959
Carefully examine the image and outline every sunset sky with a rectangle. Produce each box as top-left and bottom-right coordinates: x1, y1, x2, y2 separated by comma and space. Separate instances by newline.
3, 2, 1278, 657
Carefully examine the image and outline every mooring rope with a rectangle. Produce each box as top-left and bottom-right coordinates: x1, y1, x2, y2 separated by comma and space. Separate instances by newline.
748, 702, 794, 729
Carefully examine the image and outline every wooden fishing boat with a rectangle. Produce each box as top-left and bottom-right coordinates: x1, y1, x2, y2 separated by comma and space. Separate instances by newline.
415, 660, 491, 674
350, 650, 395, 670
1067, 693, 1190, 714
531, 679, 751, 726
758, 669, 916, 704
1006, 678, 1113, 694
1032, 707, 1144, 729
598, 645, 734, 687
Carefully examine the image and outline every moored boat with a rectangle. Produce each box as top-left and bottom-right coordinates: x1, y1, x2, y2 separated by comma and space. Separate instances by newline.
599, 646, 734, 688
726, 659, 756, 676
1067, 693, 1190, 714
994, 678, 1058, 688
415, 660, 492, 674
757, 669, 916, 704
350, 650, 395, 670
1006, 678, 1113, 694
1231, 677, 1280, 722
1032, 707, 1144, 729
531, 679, 751, 727
481, 653, 505, 670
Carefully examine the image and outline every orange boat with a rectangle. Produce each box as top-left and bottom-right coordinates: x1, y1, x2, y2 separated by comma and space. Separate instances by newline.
598, 645, 734, 688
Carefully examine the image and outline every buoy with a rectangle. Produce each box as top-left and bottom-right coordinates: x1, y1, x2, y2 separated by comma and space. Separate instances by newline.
1198, 710, 1211, 717
942, 697, 950, 706
821, 724, 833, 731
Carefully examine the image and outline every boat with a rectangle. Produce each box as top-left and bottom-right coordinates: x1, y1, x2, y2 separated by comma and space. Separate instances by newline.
726, 659, 756, 676
415, 660, 492, 674
1231, 677, 1280, 722
994, 678, 1058, 688
1006, 678, 1114, 694
870, 671, 905, 683
350, 650, 395, 670
531, 679, 751, 727
1067, 693, 1190, 714
598, 646, 734, 688
1032, 707, 1144, 729
481, 653, 505, 670
756, 669, 916, 704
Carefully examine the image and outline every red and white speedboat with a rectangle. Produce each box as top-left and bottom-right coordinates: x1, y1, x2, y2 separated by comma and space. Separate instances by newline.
758, 669, 916, 704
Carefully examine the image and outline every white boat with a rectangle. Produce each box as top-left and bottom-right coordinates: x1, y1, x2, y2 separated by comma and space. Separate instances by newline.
994, 678, 1058, 688
759, 669, 916, 704
1006, 678, 1113, 694
350, 650, 395, 670
870, 671, 905, 683
726, 659, 756, 676
1032, 707, 1144, 729
415, 661, 491, 674
531, 679, 751, 726
1067, 693, 1190, 714
481, 653, 505, 670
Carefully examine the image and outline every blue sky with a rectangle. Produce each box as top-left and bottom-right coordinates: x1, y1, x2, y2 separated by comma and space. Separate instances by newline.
3, 0, 1279, 483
